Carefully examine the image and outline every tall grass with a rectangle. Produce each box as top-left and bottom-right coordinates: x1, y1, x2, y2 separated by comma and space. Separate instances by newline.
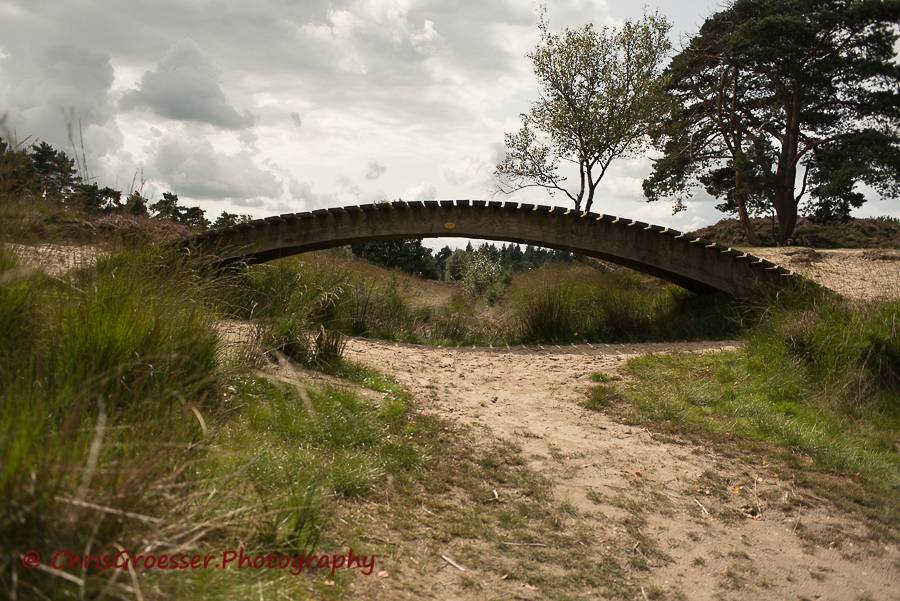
752, 293, 899, 415
1, 245, 431, 599
0, 246, 223, 598
504, 265, 740, 343
225, 254, 491, 348
228, 257, 743, 347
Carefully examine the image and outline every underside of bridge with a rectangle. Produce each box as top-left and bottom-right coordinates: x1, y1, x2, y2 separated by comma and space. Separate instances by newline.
185, 200, 797, 297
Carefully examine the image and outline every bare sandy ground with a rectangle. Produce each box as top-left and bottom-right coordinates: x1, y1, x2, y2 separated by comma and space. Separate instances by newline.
749, 247, 900, 300
345, 338, 899, 601
4, 242, 100, 276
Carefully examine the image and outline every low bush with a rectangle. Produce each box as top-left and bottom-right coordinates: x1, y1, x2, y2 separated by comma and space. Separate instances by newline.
228, 257, 744, 347
690, 216, 900, 248
226, 254, 488, 347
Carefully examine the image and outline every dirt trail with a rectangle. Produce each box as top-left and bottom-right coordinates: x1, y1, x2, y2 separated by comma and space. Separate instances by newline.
346, 338, 899, 601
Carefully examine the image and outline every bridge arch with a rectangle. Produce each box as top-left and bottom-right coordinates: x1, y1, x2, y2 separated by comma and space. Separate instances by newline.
186, 200, 796, 297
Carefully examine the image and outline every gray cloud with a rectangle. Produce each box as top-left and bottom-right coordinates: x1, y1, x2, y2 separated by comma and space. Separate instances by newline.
290, 112, 302, 128
121, 39, 253, 129
289, 178, 335, 208
336, 175, 361, 199
0, 44, 121, 159
365, 161, 386, 180
151, 130, 282, 201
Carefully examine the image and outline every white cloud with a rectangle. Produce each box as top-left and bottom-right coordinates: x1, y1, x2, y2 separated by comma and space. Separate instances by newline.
289, 178, 335, 207
411, 19, 440, 54
336, 174, 362, 200
442, 143, 505, 194
401, 181, 437, 201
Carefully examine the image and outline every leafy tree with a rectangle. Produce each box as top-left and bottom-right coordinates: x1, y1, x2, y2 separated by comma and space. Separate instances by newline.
84, 183, 122, 213
180, 206, 209, 230
803, 130, 900, 222
0, 137, 38, 199
71, 183, 121, 214
435, 245, 453, 279
460, 247, 502, 298
496, 11, 672, 212
150, 192, 182, 220
444, 249, 469, 281
148, 192, 213, 230
644, 0, 900, 243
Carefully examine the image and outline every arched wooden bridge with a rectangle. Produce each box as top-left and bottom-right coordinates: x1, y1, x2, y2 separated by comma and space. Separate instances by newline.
185, 200, 798, 297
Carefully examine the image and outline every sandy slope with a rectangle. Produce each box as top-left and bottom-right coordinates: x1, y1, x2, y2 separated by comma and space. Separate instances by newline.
749, 247, 900, 300
5, 242, 101, 276
346, 338, 899, 601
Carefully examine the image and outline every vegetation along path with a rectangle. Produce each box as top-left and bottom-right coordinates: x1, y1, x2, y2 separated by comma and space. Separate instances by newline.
344, 338, 898, 600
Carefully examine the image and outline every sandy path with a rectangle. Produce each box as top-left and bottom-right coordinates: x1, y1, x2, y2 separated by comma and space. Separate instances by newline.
346, 338, 899, 601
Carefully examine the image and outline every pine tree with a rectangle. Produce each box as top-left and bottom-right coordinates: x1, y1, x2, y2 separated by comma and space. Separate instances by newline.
645, 0, 900, 243
151, 192, 182, 220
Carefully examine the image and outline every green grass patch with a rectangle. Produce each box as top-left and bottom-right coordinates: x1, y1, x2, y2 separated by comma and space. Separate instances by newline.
620, 351, 900, 489
0, 245, 227, 599
583, 289, 900, 529
597, 293, 900, 527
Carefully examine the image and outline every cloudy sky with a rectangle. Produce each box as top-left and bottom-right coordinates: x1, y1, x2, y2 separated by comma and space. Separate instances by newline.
1, 0, 896, 245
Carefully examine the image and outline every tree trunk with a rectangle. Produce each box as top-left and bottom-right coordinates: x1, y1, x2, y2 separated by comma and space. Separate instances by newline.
583, 161, 596, 213
735, 197, 758, 246
773, 92, 802, 245
584, 182, 595, 213
732, 160, 759, 245
774, 188, 798, 245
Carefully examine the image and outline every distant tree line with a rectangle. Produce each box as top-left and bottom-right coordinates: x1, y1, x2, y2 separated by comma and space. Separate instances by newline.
351, 238, 572, 281
0, 138, 252, 230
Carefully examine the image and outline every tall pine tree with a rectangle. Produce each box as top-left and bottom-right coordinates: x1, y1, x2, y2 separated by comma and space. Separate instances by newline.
644, 0, 900, 243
